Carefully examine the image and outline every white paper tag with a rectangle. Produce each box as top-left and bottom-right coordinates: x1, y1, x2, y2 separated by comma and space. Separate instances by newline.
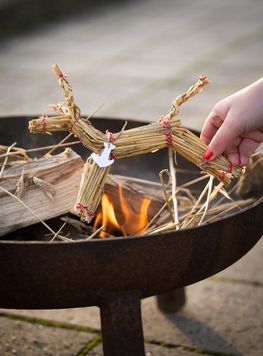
91, 142, 116, 168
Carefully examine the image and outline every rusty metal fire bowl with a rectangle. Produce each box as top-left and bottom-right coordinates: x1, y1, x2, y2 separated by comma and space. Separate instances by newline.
0, 116, 262, 356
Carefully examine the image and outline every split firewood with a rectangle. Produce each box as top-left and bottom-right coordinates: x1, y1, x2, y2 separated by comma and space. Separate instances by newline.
104, 174, 165, 222
0, 149, 83, 237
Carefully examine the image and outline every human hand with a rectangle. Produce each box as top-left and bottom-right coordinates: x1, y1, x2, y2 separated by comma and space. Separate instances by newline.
201, 78, 263, 166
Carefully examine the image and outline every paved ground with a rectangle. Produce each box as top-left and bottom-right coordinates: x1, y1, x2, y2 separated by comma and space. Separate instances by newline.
0, 0, 262, 355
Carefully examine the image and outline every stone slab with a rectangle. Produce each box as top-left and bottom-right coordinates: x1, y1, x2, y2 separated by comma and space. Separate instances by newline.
217, 238, 263, 283
90, 343, 202, 356
0, 317, 94, 355
0, 307, 101, 331
142, 280, 263, 356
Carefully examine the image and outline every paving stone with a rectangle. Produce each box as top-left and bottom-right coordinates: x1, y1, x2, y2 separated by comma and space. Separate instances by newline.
144, 344, 207, 356
0, 317, 93, 355
142, 280, 263, 356
89, 343, 202, 355
217, 238, 263, 283
0, 306, 101, 330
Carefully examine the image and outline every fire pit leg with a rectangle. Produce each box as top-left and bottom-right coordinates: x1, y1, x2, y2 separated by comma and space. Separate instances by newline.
156, 287, 186, 313
100, 292, 145, 356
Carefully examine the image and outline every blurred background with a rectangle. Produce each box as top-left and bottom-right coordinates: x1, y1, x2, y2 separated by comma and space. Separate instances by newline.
0, 0, 262, 355
0, 0, 262, 130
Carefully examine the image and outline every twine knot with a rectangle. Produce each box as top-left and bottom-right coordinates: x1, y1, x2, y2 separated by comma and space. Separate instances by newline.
39, 115, 48, 133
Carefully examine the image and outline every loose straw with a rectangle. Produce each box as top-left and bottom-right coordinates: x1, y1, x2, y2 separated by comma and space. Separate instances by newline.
169, 149, 179, 227
159, 169, 174, 223
86, 225, 105, 240
140, 173, 211, 232
0, 141, 80, 160
43, 132, 73, 157
50, 222, 67, 242
198, 175, 214, 225
0, 142, 17, 178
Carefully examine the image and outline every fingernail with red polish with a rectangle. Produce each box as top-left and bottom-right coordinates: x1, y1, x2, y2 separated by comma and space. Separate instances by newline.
203, 149, 214, 160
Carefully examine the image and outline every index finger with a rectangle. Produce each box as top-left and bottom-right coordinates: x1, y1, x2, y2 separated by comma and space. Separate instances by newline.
200, 112, 224, 145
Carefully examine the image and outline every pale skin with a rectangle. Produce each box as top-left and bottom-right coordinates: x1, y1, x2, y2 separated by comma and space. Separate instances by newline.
201, 78, 263, 166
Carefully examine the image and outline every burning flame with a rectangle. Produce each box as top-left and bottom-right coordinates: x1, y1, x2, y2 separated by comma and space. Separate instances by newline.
94, 184, 151, 237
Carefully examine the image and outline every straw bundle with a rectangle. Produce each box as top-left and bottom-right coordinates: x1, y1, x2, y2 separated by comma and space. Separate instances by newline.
74, 159, 110, 222
29, 115, 241, 182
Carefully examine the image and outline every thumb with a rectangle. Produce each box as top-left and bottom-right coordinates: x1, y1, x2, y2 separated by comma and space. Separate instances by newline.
203, 115, 241, 160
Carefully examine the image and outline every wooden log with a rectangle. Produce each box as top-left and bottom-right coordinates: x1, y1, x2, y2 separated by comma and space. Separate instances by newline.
0, 149, 83, 237
104, 174, 165, 223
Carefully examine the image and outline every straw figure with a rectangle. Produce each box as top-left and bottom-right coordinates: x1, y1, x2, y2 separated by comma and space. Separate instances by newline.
29, 65, 242, 222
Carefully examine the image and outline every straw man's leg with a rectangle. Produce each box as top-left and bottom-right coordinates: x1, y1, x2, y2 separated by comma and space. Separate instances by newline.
74, 158, 111, 222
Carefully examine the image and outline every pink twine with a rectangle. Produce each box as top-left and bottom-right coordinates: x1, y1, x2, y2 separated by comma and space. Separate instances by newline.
75, 203, 94, 217
218, 171, 226, 181
105, 130, 116, 159
197, 76, 205, 89
218, 162, 233, 181
39, 115, 47, 133
57, 71, 68, 79
159, 116, 173, 147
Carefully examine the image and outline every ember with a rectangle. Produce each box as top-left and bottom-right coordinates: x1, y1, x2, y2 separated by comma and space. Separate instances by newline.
94, 184, 151, 237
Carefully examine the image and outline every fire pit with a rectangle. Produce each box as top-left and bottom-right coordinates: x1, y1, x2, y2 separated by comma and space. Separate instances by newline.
0, 116, 262, 356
